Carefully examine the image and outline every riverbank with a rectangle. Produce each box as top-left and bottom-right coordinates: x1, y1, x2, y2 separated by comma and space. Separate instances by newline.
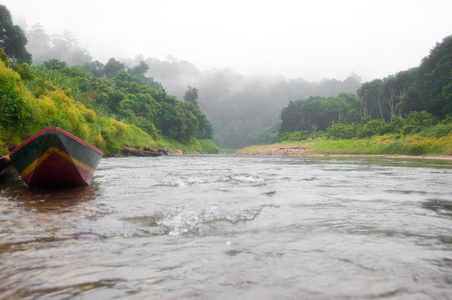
234, 143, 452, 160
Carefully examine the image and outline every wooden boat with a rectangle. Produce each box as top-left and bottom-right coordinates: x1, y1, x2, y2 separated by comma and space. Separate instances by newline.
9, 127, 103, 187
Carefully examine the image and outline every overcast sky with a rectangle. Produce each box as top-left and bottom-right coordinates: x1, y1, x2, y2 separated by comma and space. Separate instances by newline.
3, 0, 452, 82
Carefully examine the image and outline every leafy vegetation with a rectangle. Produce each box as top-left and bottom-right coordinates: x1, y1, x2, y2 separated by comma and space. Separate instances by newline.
280, 93, 362, 134
0, 48, 218, 155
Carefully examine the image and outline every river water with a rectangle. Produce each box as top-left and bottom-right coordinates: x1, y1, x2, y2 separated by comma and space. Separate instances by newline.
1, 155, 452, 299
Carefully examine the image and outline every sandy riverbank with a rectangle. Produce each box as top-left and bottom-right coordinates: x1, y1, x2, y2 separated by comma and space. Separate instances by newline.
232, 146, 452, 161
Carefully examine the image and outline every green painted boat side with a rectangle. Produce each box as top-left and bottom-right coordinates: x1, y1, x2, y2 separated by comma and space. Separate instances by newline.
9, 127, 103, 187
10, 133, 47, 174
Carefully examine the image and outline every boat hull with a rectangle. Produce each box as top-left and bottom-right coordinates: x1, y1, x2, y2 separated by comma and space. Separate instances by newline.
9, 127, 103, 187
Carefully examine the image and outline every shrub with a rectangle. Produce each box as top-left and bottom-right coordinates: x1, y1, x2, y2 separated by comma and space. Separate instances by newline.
381, 141, 404, 154
37, 95, 57, 116
0, 59, 39, 139
357, 119, 387, 138
326, 123, 357, 139
402, 141, 429, 155
281, 130, 310, 141
401, 111, 439, 135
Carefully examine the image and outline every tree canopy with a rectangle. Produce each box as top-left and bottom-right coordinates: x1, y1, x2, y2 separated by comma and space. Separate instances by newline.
26, 24, 91, 65
0, 47, 217, 155
280, 35, 452, 138
0, 5, 32, 64
184, 85, 199, 106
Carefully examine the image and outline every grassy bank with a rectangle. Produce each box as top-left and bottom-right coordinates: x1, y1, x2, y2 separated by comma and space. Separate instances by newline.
238, 128, 452, 157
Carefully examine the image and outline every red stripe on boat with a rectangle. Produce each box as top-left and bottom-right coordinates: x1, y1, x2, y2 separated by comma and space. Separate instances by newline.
23, 152, 95, 186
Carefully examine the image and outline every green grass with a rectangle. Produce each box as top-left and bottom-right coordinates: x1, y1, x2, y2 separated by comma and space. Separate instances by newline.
417, 124, 452, 138
198, 139, 220, 154
238, 131, 452, 157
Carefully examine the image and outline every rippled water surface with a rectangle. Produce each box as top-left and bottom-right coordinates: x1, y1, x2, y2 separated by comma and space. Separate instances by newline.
1, 155, 452, 299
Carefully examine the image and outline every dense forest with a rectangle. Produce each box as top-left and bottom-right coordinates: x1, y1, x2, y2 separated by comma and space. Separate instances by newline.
0, 4, 217, 155
279, 35, 452, 142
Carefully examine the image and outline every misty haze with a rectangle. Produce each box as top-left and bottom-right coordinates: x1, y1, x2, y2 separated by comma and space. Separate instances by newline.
22, 22, 362, 148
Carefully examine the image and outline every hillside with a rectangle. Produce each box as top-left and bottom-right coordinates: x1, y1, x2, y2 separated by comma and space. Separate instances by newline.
0, 49, 218, 156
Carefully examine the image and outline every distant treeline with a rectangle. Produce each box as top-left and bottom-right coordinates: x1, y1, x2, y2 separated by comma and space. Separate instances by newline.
137, 58, 362, 149
279, 35, 452, 140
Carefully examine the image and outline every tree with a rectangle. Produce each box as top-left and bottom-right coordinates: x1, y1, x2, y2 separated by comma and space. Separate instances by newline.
43, 59, 67, 70
82, 60, 105, 78
104, 58, 125, 79
415, 35, 452, 117
0, 5, 32, 64
279, 94, 361, 135
23, 23, 50, 64
382, 70, 413, 118
128, 61, 149, 75
26, 24, 92, 65
184, 85, 199, 106
357, 79, 385, 120
49, 31, 92, 65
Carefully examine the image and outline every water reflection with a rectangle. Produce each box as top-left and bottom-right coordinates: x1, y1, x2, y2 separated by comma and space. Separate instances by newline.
1, 181, 100, 213
0, 181, 103, 257
21, 184, 100, 212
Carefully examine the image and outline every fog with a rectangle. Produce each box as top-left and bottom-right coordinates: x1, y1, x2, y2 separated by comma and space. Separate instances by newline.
118, 55, 362, 148
4, 0, 452, 82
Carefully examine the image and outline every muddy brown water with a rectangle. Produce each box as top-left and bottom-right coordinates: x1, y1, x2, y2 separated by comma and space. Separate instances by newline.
1, 155, 452, 299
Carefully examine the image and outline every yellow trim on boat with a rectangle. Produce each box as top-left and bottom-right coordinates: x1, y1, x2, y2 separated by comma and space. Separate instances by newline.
20, 147, 95, 178
21, 152, 50, 178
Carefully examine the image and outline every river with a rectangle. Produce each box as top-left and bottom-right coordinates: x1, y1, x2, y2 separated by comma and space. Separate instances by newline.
1, 155, 452, 299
